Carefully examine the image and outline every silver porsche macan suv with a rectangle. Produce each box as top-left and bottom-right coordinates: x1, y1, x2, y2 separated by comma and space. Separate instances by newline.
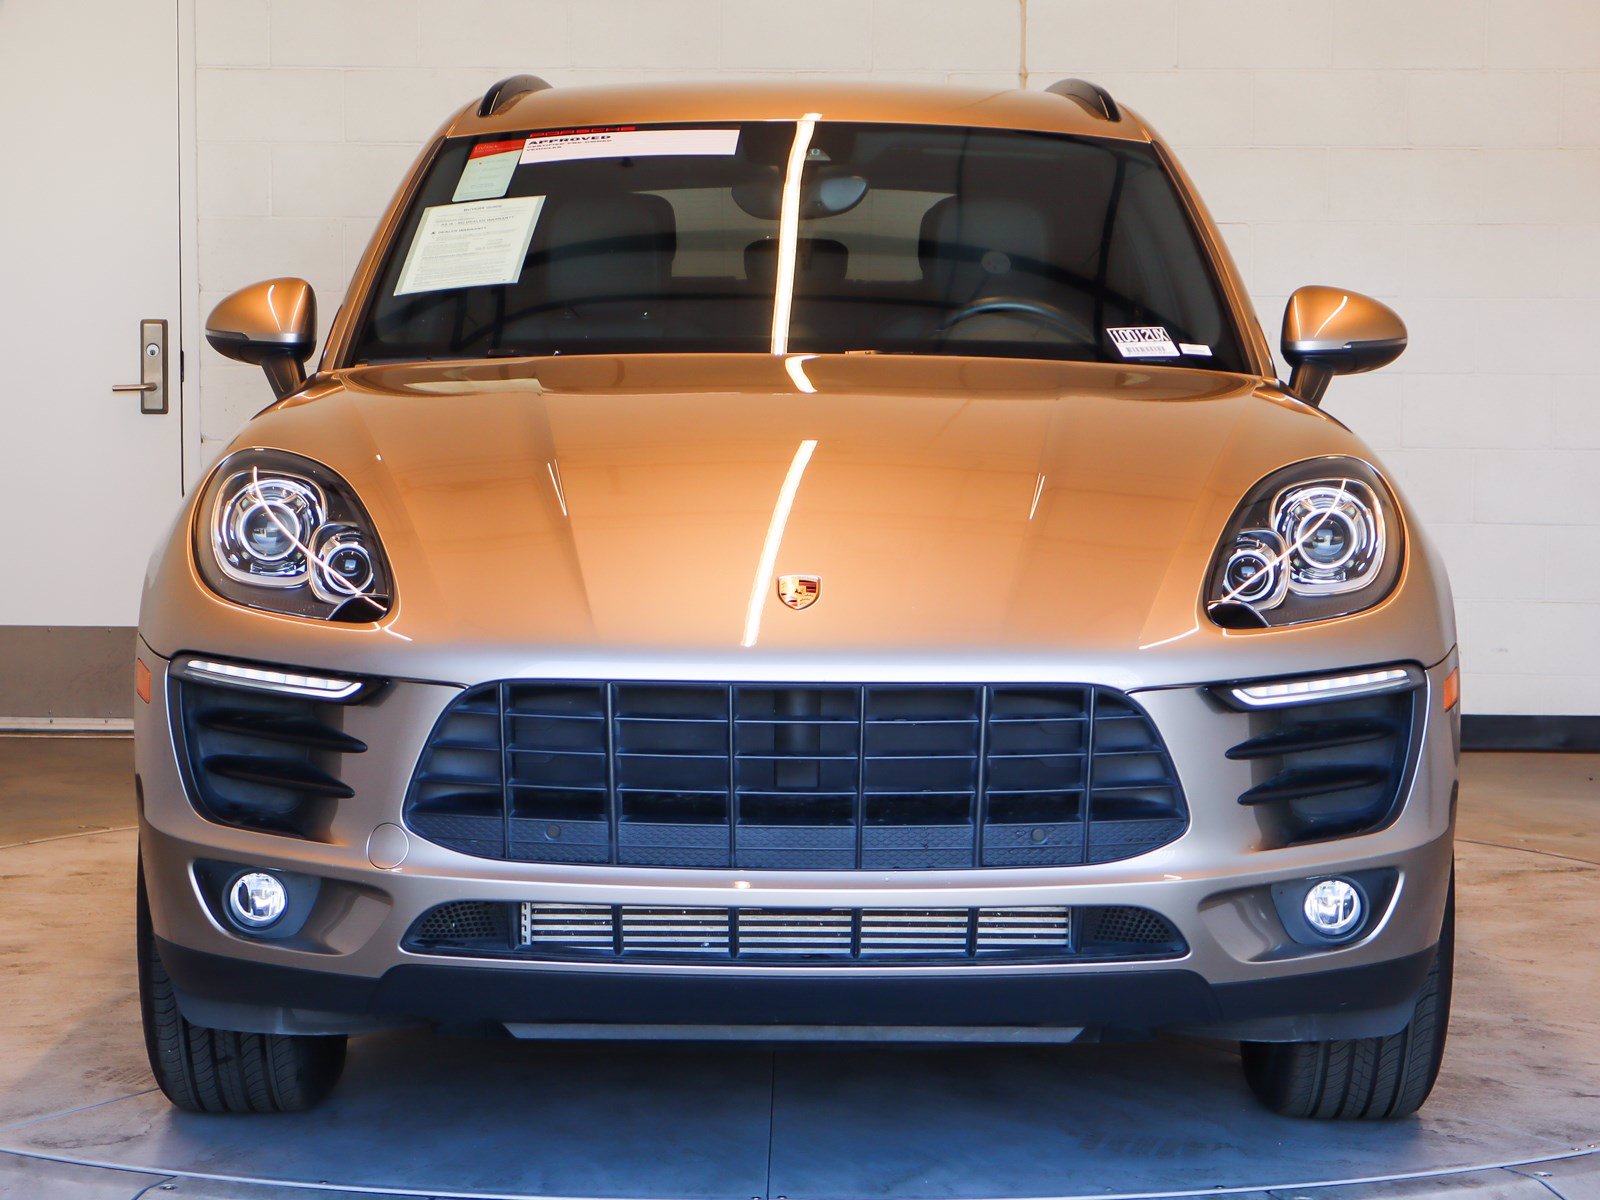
135, 76, 1459, 1119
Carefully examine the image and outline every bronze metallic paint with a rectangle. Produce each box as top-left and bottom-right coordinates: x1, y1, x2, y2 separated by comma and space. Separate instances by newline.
139, 79, 1456, 1054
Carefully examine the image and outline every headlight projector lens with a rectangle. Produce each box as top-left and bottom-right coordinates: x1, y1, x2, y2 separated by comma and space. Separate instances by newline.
238, 500, 300, 562
1295, 506, 1357, 570
1303, 878, 1364, 939
1273, 480, 1384, 594
310, 525, 377, 603
1222, 529, 1288, 608
227, 871, 288, 930
215, 474, 324, 584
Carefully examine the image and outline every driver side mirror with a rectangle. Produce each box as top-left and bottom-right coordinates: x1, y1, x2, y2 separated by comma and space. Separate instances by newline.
1281, 285, 1406, 407
205, 278, 317, 401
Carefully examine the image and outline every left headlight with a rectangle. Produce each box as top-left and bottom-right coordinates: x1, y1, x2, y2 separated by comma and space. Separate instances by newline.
195, 448, 392, 621
1206, 457, 1402, 628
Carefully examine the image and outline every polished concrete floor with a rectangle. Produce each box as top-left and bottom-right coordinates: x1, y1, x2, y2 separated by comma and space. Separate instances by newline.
0, 737, 1597, 1200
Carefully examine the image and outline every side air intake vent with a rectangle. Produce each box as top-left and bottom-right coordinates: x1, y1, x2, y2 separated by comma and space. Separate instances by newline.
173, 680, 366, 839
1225, 685, 1421, 844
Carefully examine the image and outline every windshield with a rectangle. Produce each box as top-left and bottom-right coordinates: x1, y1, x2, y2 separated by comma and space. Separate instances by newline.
351, 121, 1248, 372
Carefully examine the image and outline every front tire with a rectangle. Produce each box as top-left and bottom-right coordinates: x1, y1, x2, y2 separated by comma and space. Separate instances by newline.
1240, 874, 1453, 1120
137, 863, 346, 1113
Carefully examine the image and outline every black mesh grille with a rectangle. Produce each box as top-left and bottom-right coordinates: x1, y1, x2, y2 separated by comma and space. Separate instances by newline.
1078, 905, 1177, 949
411, 900, 505, 945
404, 902, 1186, 964
404, 682, 1187, 870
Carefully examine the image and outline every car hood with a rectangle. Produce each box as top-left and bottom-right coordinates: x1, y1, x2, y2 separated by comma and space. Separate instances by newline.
209, 353, 1396, 671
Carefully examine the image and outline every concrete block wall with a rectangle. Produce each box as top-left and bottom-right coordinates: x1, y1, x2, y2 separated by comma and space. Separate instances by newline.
192, 0, 1600, 715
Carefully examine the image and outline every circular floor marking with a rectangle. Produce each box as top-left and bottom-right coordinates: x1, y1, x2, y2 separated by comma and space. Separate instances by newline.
1, 830, 1595, 1199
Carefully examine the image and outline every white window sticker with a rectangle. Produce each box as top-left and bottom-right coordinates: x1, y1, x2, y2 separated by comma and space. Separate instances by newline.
394, 196, 545, 296
452, 139, 524, 202
1107, 326, 1180, 358
1179, 342, 1213, 357
519, 126, 740, 165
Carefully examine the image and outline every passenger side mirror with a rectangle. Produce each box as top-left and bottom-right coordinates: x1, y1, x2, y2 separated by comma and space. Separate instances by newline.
1281, 285, 1406, 407
205, 278, 317, 401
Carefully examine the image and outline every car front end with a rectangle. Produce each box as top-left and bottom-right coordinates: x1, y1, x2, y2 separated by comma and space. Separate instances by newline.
136, 354, 1458, 1050
134, 79, 1459, 1118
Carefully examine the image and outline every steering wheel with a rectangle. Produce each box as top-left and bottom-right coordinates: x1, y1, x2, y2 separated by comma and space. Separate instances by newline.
936, 296, 1093, 342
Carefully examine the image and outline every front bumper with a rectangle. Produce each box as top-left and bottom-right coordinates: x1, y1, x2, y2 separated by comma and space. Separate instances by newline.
153, 935, 1436, 1043
136, 651, 1458, 1043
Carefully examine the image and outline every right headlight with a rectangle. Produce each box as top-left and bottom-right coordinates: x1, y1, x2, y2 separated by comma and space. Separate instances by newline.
1206, 457, 1403, 628
195, 448, 392, 622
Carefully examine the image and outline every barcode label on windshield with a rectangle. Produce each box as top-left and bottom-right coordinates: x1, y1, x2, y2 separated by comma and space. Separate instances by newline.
1107, 326, 1180, 358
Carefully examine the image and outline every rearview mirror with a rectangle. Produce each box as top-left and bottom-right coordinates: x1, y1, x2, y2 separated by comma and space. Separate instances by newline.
731, 168, 869, 221
1281, 285, 1406, 407
205, 278, 317, 401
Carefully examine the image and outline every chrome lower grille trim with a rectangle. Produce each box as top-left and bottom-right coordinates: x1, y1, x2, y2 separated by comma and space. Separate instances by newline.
410, 901, 1186, 966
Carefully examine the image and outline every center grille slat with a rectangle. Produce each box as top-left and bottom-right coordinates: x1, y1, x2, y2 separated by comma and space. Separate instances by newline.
406, 682, 1187, 870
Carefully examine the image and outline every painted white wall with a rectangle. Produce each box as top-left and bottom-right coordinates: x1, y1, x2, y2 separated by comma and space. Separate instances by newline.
190, 0, 1600, 715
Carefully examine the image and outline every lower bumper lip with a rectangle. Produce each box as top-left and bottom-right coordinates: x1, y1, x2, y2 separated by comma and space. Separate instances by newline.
151, 928, 1442, 1040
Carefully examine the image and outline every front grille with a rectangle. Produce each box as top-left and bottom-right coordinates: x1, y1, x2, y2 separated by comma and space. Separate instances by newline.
173, 680, 365, 840
1226, 683, 1421, 844
405, 901, 1186, 965
404, 682, 1187, 870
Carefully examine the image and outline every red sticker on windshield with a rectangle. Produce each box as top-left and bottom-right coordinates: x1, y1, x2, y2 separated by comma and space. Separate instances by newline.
469, 139, 525, 160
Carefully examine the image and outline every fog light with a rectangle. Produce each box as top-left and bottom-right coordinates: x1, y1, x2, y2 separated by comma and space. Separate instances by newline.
227, 871, 288, 930
1303, 878, 1364, 939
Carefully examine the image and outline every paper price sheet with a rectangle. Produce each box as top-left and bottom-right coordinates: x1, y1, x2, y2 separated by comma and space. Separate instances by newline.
395, 196, 546, 296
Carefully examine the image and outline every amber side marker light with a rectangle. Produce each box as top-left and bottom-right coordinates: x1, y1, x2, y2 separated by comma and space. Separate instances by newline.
1442, 667, 1461, 711
135, 659, 151, 705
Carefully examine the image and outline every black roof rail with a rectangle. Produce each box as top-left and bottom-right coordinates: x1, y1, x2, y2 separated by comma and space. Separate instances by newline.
477, 74, 553, 118
1044, 78, 1120, 123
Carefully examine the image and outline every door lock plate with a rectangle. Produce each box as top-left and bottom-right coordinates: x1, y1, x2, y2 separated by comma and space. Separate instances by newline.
113, 319, 168, 414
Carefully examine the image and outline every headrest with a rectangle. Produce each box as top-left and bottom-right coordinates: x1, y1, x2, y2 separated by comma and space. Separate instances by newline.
744, 237, 849, 288
921, 197, 1054, 298
918, 196, 958, 279
532, 193, 677, 304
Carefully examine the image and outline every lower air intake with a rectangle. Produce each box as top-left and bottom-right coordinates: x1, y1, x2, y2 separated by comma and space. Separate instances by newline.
405, 902, 1186, 965
412, 899, 509, 944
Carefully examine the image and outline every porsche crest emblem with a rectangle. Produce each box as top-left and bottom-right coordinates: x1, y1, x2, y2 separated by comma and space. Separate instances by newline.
776, 574, 821, 611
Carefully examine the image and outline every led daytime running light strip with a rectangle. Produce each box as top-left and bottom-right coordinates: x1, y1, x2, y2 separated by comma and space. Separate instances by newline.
1228, 666, 1416, 709
182, 658, 365, 700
